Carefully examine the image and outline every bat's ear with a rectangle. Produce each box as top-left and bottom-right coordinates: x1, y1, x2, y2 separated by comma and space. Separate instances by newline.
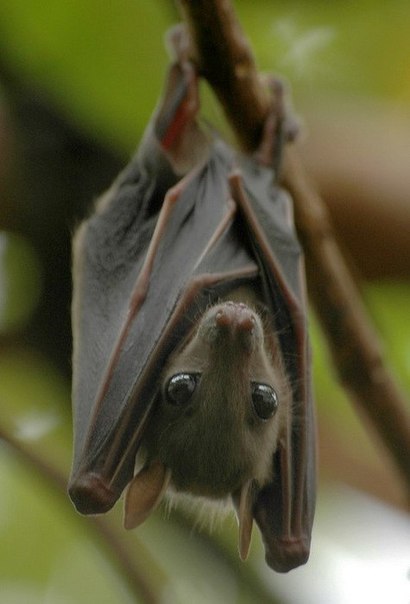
232, 479, 255, 561
123, 461, 171, 529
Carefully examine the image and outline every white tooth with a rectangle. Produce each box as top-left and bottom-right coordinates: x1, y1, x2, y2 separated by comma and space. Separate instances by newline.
237, 479, 254, 561
123, 460, 171, 529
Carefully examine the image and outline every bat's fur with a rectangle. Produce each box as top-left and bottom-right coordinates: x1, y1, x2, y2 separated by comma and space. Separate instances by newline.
142, 290, 290, 503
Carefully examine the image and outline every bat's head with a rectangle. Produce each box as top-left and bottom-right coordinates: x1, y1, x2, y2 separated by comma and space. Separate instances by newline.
152, 300, 286, 495
124, 298, 290, 558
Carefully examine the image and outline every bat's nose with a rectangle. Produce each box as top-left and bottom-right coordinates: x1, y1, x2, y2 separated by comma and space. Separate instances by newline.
215, 301, 256, 333
199, 300, 263, 351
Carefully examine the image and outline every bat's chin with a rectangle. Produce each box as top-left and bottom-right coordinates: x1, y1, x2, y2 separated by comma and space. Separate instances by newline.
170, 474, 243, 500
164, 444, 252, 499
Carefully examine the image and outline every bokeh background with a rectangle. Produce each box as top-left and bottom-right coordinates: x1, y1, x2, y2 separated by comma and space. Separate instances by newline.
0, 1, 409, 602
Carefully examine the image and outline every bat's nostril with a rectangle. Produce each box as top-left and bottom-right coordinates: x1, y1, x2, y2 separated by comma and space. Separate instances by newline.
238, 314, 255, 332
215, 309, 230, 327
214, 303, 256, 333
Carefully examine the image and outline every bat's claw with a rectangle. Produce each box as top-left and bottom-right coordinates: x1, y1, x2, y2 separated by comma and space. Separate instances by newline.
165, 24, 192, 64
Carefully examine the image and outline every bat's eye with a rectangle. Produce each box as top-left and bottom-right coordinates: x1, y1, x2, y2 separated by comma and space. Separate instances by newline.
166, 373, 198, 405
251, 383, 278, 420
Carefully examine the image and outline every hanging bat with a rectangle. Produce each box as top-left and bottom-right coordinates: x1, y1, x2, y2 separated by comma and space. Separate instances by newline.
68, 49, 315, 573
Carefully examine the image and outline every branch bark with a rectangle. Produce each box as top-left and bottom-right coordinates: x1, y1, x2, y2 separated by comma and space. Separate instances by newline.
299, 104, 410, 279
177, 0, 410, 496
178, 0, 270, 151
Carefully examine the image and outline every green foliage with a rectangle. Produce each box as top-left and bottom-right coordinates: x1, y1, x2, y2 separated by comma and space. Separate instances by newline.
0, 0, 174, 151
1, 1, 409, 152
0, 232, 42, 333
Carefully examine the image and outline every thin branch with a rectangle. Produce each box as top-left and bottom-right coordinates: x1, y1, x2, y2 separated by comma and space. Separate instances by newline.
178, 0, 271, 150
283, 151, 410, 488
177, 0, 410, 495
0, 425, 161, 604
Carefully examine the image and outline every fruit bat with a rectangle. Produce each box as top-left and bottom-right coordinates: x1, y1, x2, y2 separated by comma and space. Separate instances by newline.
68, 51, 315, 573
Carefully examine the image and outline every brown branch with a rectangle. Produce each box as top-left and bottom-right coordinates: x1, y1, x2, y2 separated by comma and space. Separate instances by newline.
0, 425, 161, 604
283, 152, 410, 489
177, 0, 410, 496
178, 0, 271, 151
298, 105, 410, 279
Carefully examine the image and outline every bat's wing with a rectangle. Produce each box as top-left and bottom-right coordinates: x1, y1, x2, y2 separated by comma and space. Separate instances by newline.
229, 154, 315, 573
69, 134, 259, 514
69, 56, 315, 574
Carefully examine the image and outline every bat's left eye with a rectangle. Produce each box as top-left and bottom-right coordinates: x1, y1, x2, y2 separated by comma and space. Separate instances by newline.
251, 383, 278, 420
166, 373, 198, 405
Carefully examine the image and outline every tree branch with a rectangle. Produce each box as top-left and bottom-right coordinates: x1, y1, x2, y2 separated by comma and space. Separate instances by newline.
177, 0, 410, 496
178, 0, 270, 151
283, 152, 410, 489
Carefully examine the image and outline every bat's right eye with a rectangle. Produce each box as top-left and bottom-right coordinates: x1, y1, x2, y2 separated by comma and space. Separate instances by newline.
166, 373, 198, 405
251, 382, 278, 420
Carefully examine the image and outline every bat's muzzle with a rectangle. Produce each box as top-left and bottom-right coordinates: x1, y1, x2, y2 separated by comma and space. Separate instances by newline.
208, 301, 263, 354
215, 301, 257, 332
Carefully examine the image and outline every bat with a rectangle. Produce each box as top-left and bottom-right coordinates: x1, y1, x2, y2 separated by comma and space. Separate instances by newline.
68, 48, 316, 573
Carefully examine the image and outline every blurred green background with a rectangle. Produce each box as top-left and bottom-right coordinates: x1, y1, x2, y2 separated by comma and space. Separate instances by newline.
0, 1, 409, 603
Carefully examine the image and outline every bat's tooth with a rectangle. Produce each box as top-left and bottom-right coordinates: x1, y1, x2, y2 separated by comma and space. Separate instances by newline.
123, 461, 171, 530
238, 517, 253, 561
68, 472, 117, 514
237, 479, 254, 561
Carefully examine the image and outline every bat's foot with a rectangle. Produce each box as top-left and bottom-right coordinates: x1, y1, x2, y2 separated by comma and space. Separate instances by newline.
154, 24, 209, 174
256, 76, 299, 170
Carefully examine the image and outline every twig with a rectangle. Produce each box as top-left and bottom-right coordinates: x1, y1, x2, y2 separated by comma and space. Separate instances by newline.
0, 425, 161, 604
177, 0, 410, 495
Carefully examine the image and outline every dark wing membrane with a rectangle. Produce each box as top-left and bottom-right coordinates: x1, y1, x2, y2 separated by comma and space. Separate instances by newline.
71, 148, 178, 473
70, 124, 314, 572
69, 141, 259, 513
228, 148, 315, 572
